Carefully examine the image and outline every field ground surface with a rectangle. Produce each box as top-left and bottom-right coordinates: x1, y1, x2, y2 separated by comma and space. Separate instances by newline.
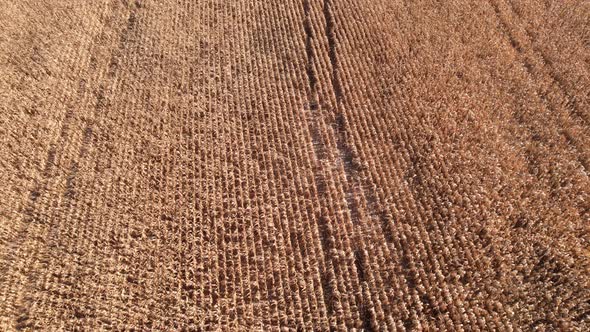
1, 0, 589, 330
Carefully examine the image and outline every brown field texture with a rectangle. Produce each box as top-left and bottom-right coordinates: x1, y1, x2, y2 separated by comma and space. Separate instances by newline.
1, 0, 589, 330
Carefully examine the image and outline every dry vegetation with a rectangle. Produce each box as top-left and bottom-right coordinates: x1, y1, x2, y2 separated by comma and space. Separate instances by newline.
0, 0, 589, 330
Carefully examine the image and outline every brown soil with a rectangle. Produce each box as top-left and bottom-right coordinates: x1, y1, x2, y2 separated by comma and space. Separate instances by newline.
1, 0, 589, 330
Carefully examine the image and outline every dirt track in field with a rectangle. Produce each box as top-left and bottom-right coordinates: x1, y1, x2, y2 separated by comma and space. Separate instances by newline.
1, 0, 589, 330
